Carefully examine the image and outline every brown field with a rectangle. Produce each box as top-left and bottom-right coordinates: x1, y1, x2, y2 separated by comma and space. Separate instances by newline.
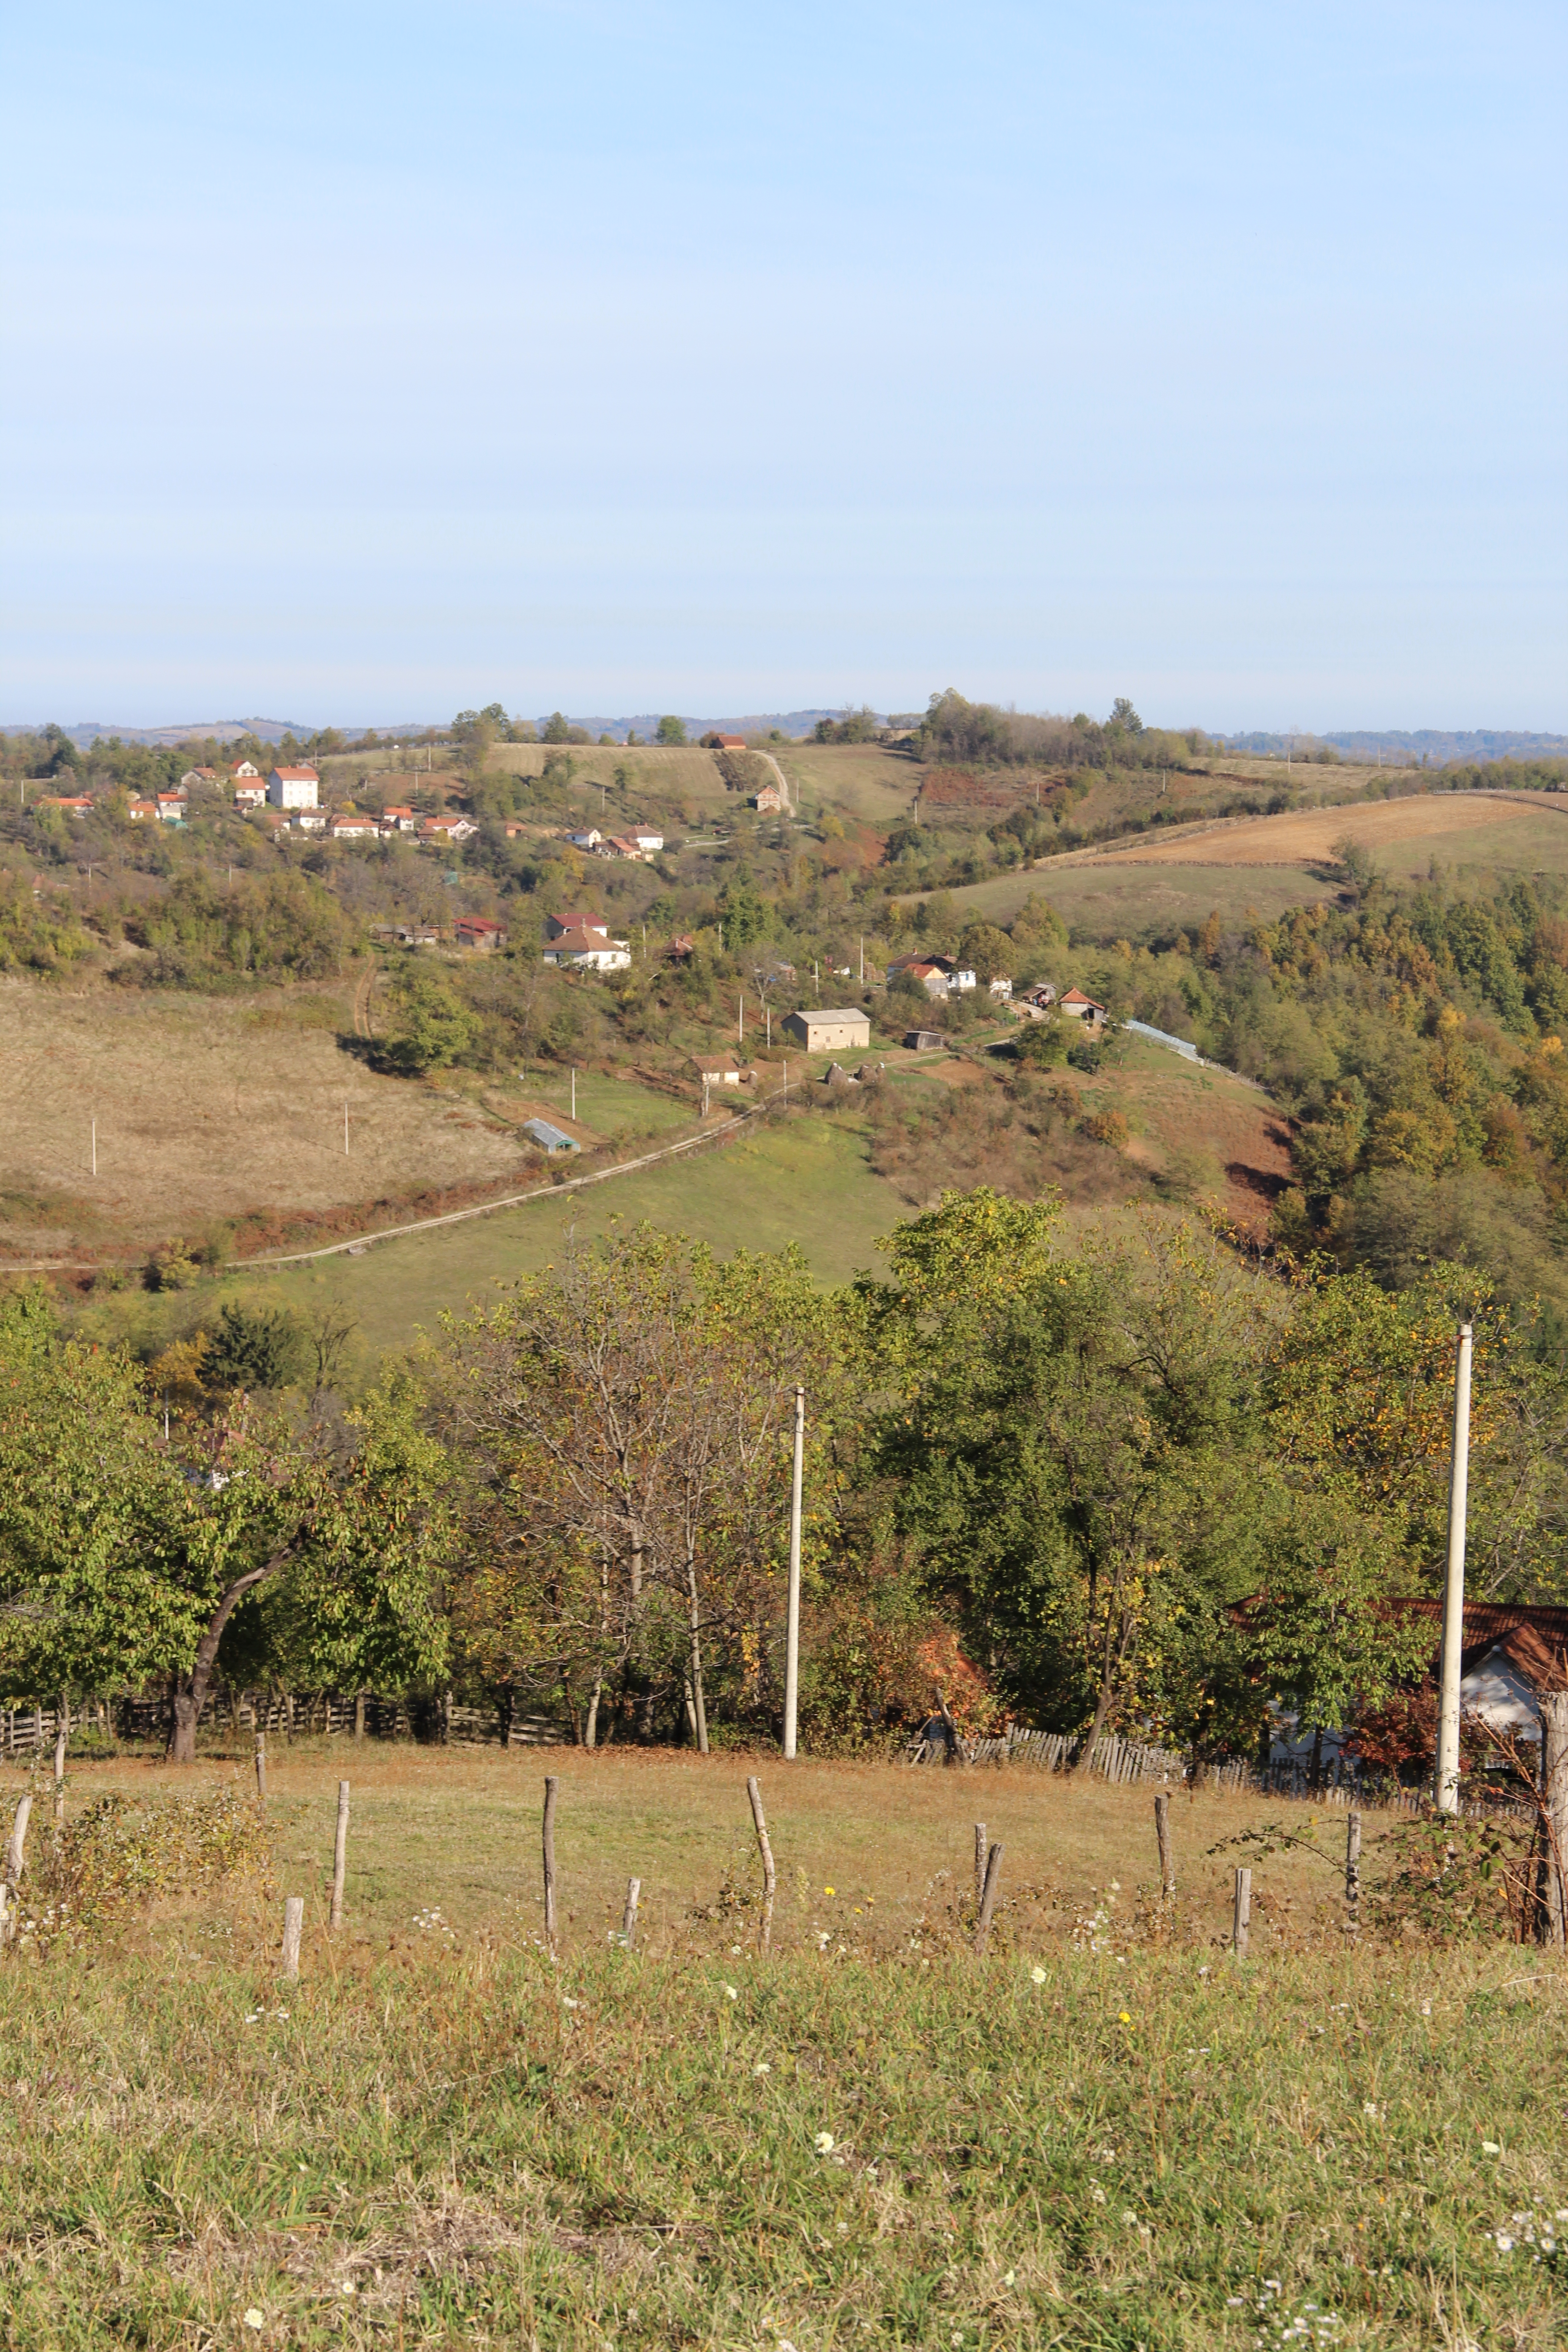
0, 976, 530, 1257
945, 860, 1339, 936
1125, 789, 1568, 870
25, 1740, 1370, 1958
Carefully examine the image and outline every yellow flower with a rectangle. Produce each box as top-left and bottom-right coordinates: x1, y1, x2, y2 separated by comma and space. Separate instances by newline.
1118, 2012, 1131, 2024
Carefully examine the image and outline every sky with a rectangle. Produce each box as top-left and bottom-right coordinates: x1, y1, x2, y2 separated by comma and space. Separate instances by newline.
2, 0, 1563, 732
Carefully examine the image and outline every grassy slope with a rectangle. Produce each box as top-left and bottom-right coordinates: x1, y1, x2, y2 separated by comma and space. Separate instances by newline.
224, 1112, 904, 1358
945, 790, 1568, 943
2, 1747, 1562, 2349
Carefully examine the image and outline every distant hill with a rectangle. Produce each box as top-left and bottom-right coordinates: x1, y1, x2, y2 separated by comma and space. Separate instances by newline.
1221, 728, 1568, 764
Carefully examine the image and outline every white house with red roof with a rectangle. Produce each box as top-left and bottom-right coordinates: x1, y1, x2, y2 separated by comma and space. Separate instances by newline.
542, 925, 631, 972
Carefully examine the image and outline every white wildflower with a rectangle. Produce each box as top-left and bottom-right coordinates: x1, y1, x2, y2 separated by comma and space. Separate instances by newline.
1482, 2141, 1501, 2154
813, 2131, 835, 2154
1362, 2102, 1379, 2120
242, 2314, 265, 2333
725, 1984, 739, 2001
1495, 2233, 1514, 2251
754, 2062, 771, 2075
1090, 2184, 1107, 2205
1030, 1965, 1047, 1984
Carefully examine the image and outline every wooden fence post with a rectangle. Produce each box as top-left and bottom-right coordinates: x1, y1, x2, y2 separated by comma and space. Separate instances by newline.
1541, 1693, 1568, 1948
329, 1781, 350, 1931
973, 1821, 987, 1916
621, 1877, 641, 1950
1232, 1867, 1251, 1958
254, 1733, 267, 1808
542, 1774, 559, 1955
1344, 1810, 1362, 1928
281, 1896, 304, 1981
746, 1775, 777, 1955
974, 1842, 1004, 1954
1154, 1791, 1175, 1901
5, 1792, 32, 1890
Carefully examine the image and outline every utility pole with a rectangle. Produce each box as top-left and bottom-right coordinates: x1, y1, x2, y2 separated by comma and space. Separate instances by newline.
783, 1385, 804, 1759
1435, 1323, 1474, 1815
90, 1119, 96, 1177
765, 1003, 771, 1050
738, 995, 744, 1046
858, 935, 864, 983
571, 1066, 577, 1123
344, 1099, 349, 1155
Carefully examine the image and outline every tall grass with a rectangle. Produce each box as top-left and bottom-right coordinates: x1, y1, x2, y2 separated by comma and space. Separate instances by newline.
1, 1752, 1563, 2347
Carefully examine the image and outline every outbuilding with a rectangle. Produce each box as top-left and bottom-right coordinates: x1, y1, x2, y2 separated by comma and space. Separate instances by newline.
783, 1007, 872, 1052
523, 1117, 579, 1155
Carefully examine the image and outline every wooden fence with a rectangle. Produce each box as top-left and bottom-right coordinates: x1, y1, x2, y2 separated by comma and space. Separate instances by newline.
0, 1694, 567, 1753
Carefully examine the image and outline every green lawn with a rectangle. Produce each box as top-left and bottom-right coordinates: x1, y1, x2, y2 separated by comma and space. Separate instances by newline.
944, 860, 1339, 940
230, 1111, 903, 1359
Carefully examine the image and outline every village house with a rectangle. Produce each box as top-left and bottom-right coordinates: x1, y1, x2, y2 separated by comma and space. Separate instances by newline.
988, 974, 1014, 1000
419, 813, 478, 845
888, 951, 977, 1000
43, 794, 93, 818
232, 759, 260, 779
542, 925, 632, 972
126, 799, 157, 822
667, 933, 695, 962
691, 1052, 743, 1088
293, 808, 328, 833
454, 915, 507, 951
329, 812, 377, 839
268, 764, 319, 809
233, 782, 267, 809
750, 784, 786, 813
156, 794, 186, 823
627, 828, 664, 853
179, 766, 217, 789
1059, 987, 1108, 1028
545, 911, 608, 941
564, 828, 602, 851
783, 1006, 872, 1052
380, 806, 417, 833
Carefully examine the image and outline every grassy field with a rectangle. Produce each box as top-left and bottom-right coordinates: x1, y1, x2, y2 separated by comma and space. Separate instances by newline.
942, 791, 1568, 942
0, 974, 531, 1260
60, 1111, 907, 1365
2, 1745, 1563, 2348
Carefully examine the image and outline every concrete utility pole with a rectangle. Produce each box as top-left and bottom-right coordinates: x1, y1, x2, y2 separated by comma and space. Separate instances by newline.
738, 995, 744, 1045
1435, 1323, 1474, 1815
783, 1385, 805, 1760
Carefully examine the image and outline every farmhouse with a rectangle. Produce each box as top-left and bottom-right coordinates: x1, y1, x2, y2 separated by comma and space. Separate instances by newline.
691, 1053, 742, 1087
268, 765, 319, 809
419, 814, 478, 844
713, 734, 747, 750
627, 828, 664, 853
454, 915, 507, 950
600, 834, 652, 862
565, 828, 602, 851
329, 812, 377, 838
542, 926, 632, 972
888, 952, 977, 1000
1059, 987, 1107, 1027
381, 806, 417, 832
156, 794, 185, 823
750, 784, 786, 813
545, 911, 608, 941
783, 1007, 872, 1052
179, 766, 217, 788
293, 808, 327, 833
126, 799, 157, 822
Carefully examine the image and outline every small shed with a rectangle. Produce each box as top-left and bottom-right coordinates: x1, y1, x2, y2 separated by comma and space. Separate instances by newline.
903, 1029, 945, 1050
523, 1117, 579, 1155
692, 1053, 742, 1087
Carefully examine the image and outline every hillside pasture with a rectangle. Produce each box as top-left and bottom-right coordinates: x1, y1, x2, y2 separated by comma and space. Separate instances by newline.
0, 977, 534, 1260
0, 1746, 1561, 2350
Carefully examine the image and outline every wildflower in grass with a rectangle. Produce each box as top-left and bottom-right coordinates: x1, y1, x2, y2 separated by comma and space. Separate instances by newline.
1121, 2210, 1139, 2225
1362, 2101, 1379, 2120
1118, 2011, 1131, 2024
1003, 2270, 1015, 2288
813, 2132, 835, 2154
1030, 1965, 1047, 1984
824, 1886, 835, 1896
725, 1984, 739, 2001
754, 2062, 771, 2075
1090, 2184, 1107, 2205
1495, 2234, 1514, 2251
242, 2313, 264, 2332
1481, 2141, 1501, 2154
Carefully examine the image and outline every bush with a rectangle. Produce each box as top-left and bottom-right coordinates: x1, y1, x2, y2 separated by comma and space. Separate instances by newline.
12, 1785, 271, 1950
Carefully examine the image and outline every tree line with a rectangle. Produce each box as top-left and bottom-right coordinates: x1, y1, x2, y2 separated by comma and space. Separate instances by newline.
2, 1192, 1562, 1769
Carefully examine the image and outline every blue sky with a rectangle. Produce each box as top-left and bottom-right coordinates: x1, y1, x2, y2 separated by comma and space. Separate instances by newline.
2, 0, 1563, 730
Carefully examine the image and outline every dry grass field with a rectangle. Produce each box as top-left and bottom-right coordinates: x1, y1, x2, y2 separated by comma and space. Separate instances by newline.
945, 791, 1568, 941
0, 976, 537, 1260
